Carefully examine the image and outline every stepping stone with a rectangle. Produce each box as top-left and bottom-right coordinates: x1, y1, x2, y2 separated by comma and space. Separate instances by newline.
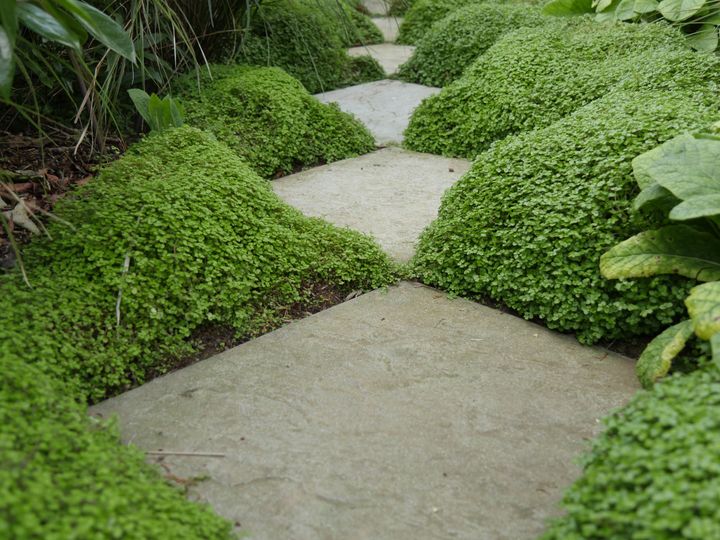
273, 147, 470, 262
314, 80, 439, 145
362, 0, 389, 15
348, 43, 414, 75
91, 281, 638, 540
372, 16, 403, 42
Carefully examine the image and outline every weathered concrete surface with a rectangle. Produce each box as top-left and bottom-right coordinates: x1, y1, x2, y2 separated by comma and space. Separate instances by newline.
362, 0, 389, 15
372, 16, 403, 43
92, 282, 638, 540
272, 147, 470, 262
349, 43, 414, 75
315, 80, 439, 145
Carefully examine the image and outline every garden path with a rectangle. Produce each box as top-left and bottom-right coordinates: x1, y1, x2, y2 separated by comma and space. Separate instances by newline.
90, 13, 640, 540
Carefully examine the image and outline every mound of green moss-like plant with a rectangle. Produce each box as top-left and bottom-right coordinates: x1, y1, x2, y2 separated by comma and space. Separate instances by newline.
540, 363, 720, 539
236, 0, 384, 93
413, 88, 720, 344
174, 66, 374, 178
0, 126, 396, 536
339, 0, 385, 44
397, 3, 549, 86
0, 357, 234, 538
404, 21, 710, 157
397, 0, 479, 44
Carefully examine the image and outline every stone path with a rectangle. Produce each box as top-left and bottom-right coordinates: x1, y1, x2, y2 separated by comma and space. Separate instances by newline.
349, 43, 414, 76
91, 11, 640, 540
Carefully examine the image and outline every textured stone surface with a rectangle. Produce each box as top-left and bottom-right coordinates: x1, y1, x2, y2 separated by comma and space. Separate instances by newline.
92, 282, 638, 540
272, 147, 470, 262
372, 16, 403, 43
362, 0, 389, 15
349, 43, 414, 75
315, 80, 439, 145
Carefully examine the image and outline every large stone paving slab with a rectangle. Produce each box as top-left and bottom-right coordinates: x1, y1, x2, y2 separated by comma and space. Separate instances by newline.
315, 80, 439, 145
362, 0, 389, 15
371, 16, 403, 43
272, 147, 471, 262
91, 282, 638, 540
349, 43, 414, 75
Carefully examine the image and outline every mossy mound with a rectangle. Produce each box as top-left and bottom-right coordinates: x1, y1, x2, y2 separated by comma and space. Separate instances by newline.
397, 0, 472, 44
236, 0, 384, 93
413, 89, 720, 344
0, 126, 395, 536
541, 363, 720, 539
404, 21, 712, 157
174, 66, 374, 178
0, 357, 233, 539
397, 3, 549, 86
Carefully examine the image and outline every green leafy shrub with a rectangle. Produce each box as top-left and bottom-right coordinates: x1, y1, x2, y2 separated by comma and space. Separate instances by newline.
601, 129, 720, 387
389, 0, 418, 15
413, 89, 720, 344
0, 126, 396, 401
396, 0, 474, 44
0, 357, 233, 539
404, 21, 710, 157
174, 66, 374, 178
235, 0, 384, 93
340, 1, 385, 44
541, 362, 720, 539
128, 89, 184, 133
397, 3, 549, 86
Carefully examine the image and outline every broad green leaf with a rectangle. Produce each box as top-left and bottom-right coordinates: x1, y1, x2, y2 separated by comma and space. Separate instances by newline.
634, 182, 680, 212
616, 0, 638, 19
147, 93, 166, 132
75, 2, 135, 62
600, 224, 720, 281
686, 23, 719, 51
0, 0, 17, 45
637, 133, 720, 199
543, 0, 594, 16
0, 26, 12, 100
128, 88, 152, 125
167, 97, 184, 128
658, 0, 706, 20
631, 134, 685, 189
700, 8, 720, 23
711, 332, 720, 365
16, 3, 82, 51
634, 0, 660, 12
686, 281, 720, 340
596, 0, 615, 10
669, 194, 720, 220
636, 319, 694, 388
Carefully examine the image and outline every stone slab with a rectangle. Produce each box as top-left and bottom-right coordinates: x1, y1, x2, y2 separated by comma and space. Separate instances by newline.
272, 147, 470, 262
349, 43, 414, 75
91, 281, 638, 540
362, 0, 389, 15
372, 16, 403, 43
315, 79, 439, 145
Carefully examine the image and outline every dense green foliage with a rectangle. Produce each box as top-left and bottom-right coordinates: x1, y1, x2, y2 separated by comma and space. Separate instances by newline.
0, 126, 395, 537
174, 66, 374, 178
0, 357, 233, 539
404, 21, 712, 157
389, 0, 418, 15
235, 0, 384, 93
541, 363, 720, 539
413, 88, 720, 344
397, 0, 474, 44
0, 126, 395, 401
397, 3, 548, 86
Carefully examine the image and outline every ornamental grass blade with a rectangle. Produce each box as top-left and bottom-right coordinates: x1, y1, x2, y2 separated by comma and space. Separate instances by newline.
600, 225, 720, 281
686, 281, 720, 340
636, 319, 694, 388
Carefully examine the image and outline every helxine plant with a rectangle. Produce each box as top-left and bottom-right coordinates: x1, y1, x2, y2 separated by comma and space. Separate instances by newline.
601, 125, 720, 387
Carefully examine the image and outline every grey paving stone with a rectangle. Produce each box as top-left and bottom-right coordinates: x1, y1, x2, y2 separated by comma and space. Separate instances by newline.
349, 43, 414, 75
314, 79, 440, 145
372, 16, 403, 42
272, 147, 470, 263
91, 281, 638, 540
362, 0, 389, 15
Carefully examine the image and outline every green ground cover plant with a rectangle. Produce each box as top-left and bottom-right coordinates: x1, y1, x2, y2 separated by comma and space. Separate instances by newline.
174, 66, 374, 178
412, 88, 720, 344
397, 3, 548, 86
540, 362, 720, 539
235, 0, 384, 93
396, 0, 474, 44
601, 129, 720, 387
389, 0, 418, 15
0, 126, 396, 536
404, 21, 705, 157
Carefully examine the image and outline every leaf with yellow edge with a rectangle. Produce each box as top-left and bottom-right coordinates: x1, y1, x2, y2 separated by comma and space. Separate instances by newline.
636, 319, 694, 388
686, 281, 720, 340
